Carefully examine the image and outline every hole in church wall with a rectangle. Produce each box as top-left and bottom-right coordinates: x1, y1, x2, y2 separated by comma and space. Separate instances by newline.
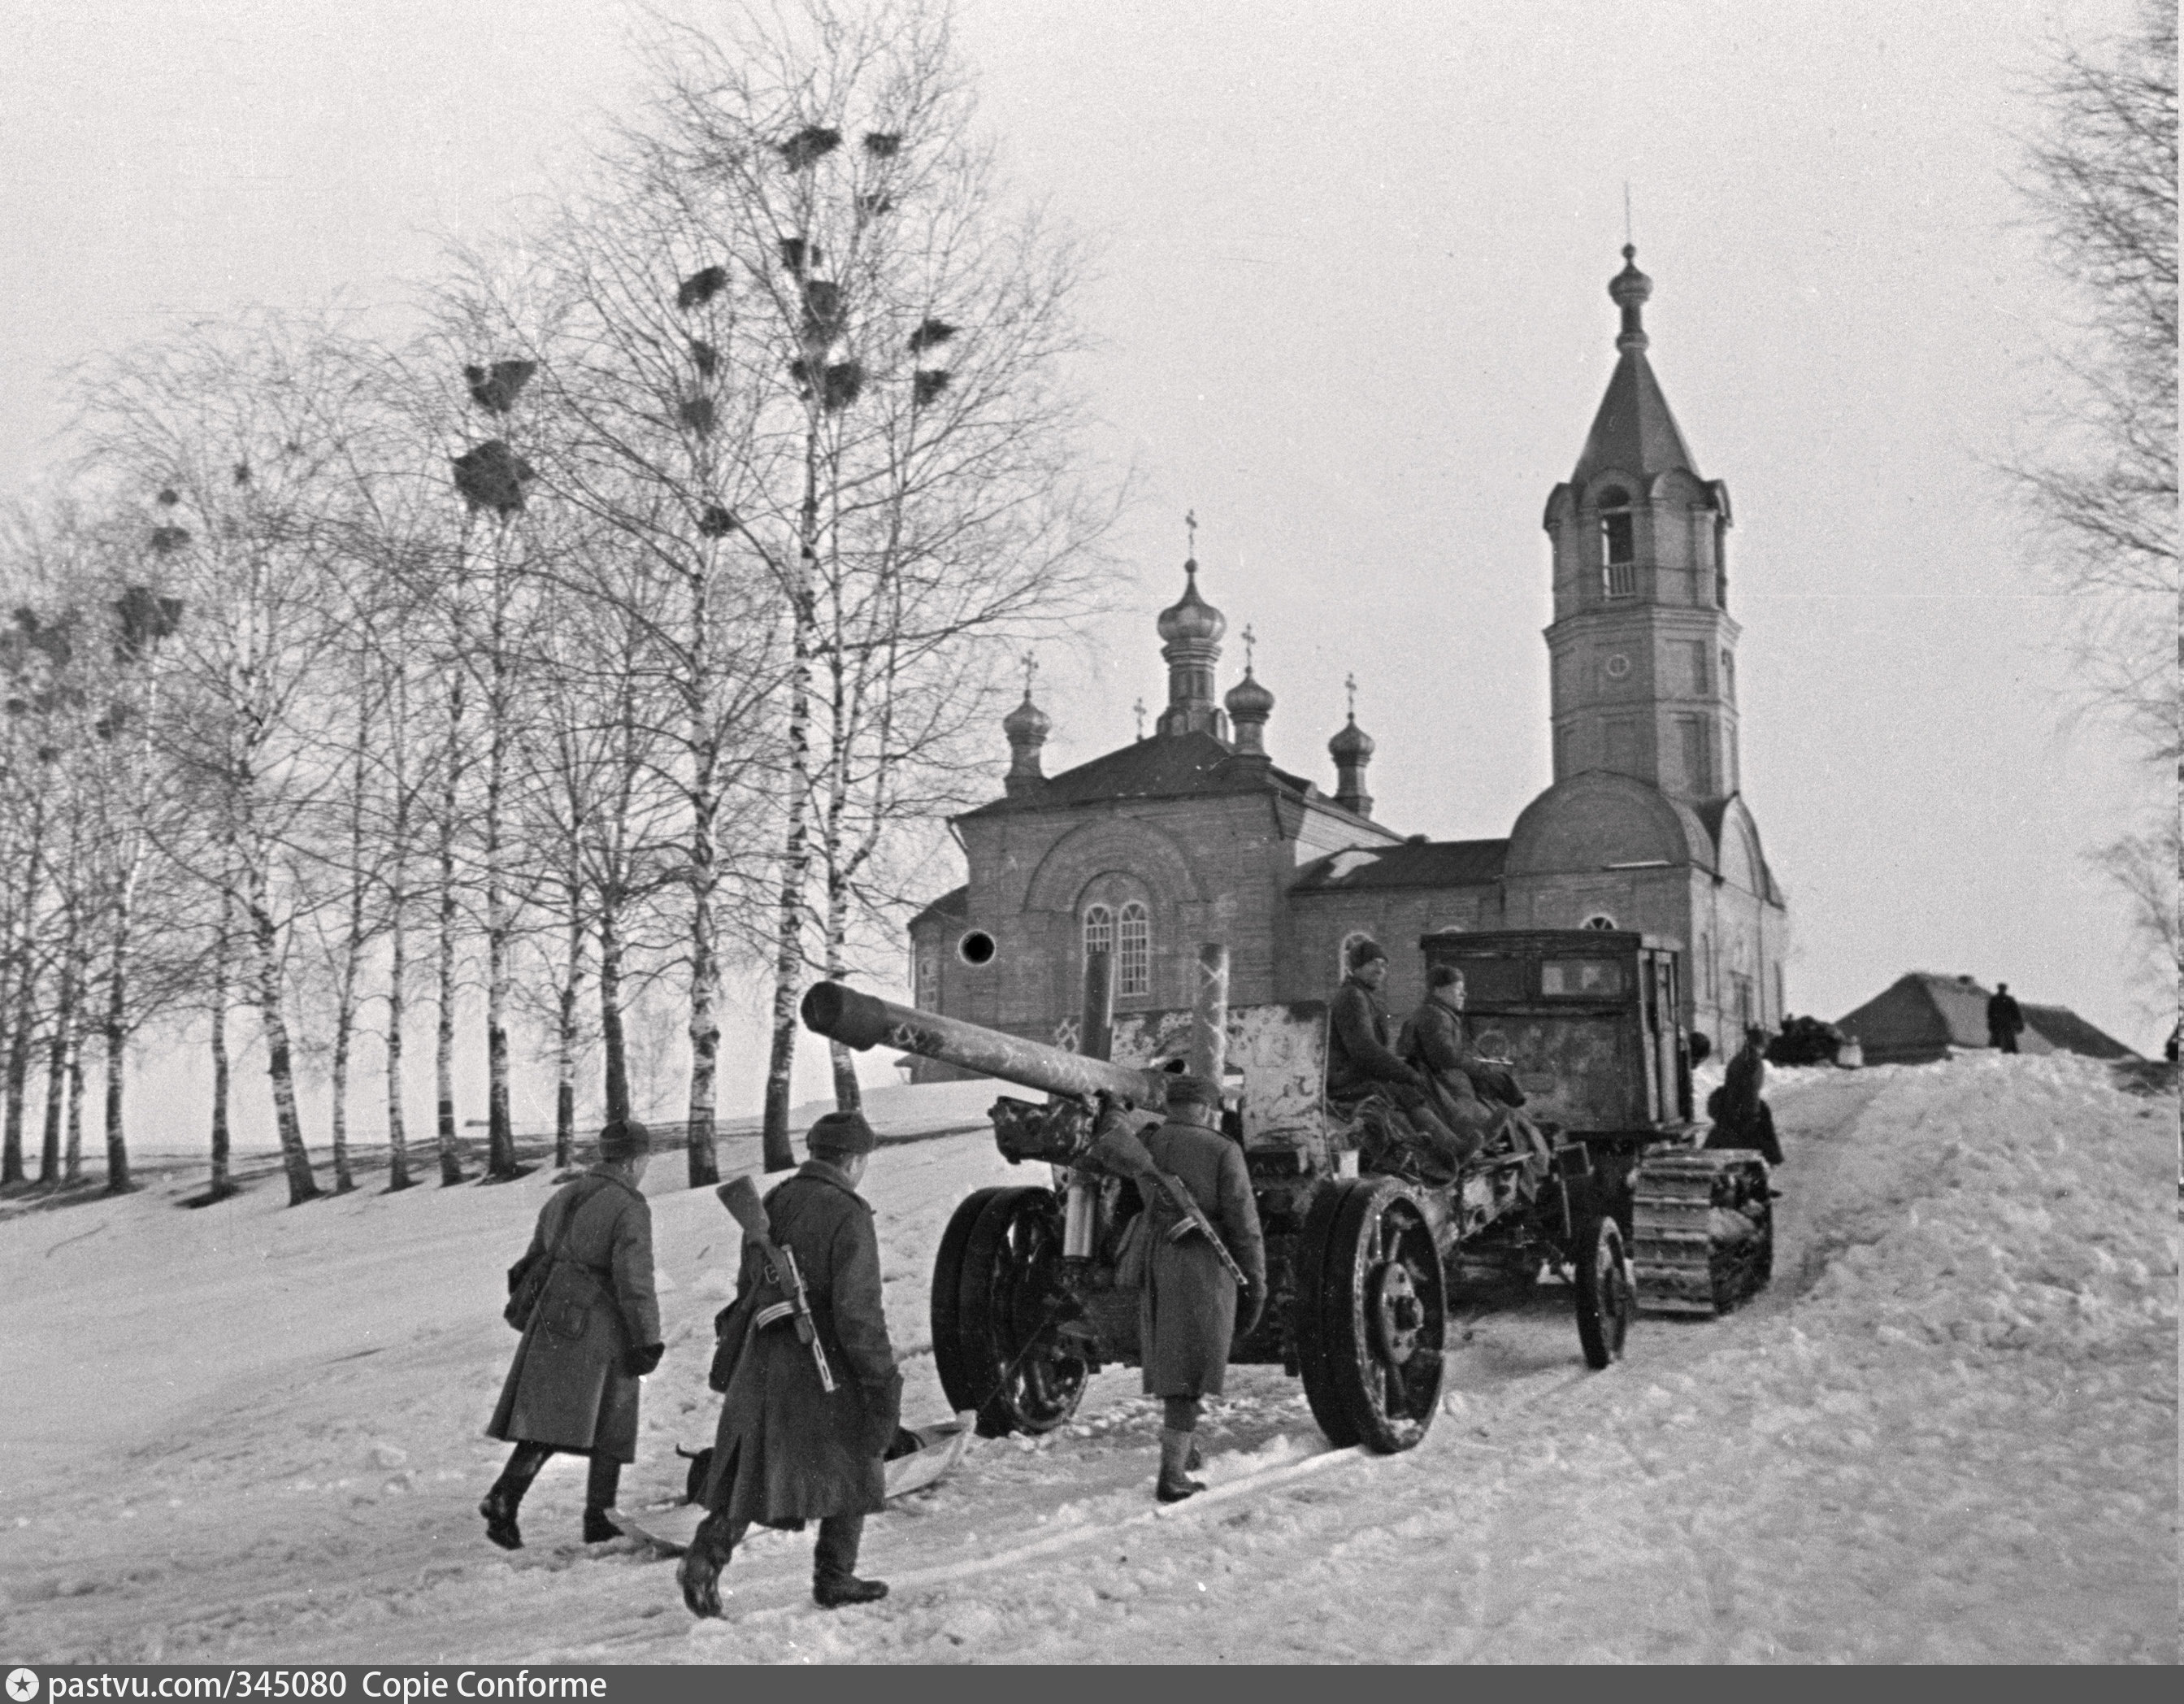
957, 929, 996, 967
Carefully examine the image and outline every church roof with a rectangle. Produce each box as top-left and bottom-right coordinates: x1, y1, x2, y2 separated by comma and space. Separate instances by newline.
908, 885, 967, 928
1694, 795, 1786, 903
1572, 348, 1699, 487
957, 730, 1321, 818
1292, 837, 1509, 893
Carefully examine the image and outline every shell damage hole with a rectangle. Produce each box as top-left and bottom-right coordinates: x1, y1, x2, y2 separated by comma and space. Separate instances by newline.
957, 929, 996, 967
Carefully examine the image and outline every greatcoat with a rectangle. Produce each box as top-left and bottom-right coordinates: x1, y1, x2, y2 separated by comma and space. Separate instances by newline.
488, 1169, 659, 1463
702, 1161, 902, 1527
1326, 976, 1422, 1103
1138, 1119, 1266, 1401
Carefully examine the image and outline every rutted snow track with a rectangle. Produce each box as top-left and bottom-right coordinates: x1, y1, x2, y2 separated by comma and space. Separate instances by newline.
2, 1061, 2171, 1664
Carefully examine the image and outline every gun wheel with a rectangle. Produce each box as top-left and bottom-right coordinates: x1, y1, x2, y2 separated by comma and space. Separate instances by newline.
1293, 1177, 1445, 1454
1574, 1212, 1636, 1369
935, 1185, 1086, 1438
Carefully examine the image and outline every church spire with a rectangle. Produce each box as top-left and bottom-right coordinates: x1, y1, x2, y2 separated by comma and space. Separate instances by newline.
1224, 623, 1274, 758
1153, 515, 1231, 741
1573, 246, 1697, 486
1001, 650, 1050, 797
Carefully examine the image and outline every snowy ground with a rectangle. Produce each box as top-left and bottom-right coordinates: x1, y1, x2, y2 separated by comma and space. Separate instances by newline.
0, 1055, 2173, 1664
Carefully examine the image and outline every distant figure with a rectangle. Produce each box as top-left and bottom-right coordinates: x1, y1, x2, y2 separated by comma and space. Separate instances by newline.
1707, 1026, 1784, 1166
680, 1111, 901, 1616
482, 1119, 663, 1550
1986, 984, 2025, 1054
2165, 1023, 2178, 1065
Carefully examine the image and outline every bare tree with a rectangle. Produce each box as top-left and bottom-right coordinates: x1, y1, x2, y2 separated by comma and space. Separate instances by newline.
614, 0, 1114, 1165
2009, 0, 2178, 1016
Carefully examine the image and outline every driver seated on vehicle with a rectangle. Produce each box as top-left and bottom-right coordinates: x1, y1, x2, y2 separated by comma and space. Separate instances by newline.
1399, 966, 1553, 1194
1324, 938, 1471, 1176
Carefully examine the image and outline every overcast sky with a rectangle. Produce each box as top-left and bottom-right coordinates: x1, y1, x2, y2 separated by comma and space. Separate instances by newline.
1, 0, 2164, 1138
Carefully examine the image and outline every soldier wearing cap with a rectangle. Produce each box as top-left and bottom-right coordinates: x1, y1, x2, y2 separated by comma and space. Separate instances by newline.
482, 1117, 664, 1549
1327, 937, 1468, 1168
1110, 1073, 1266, 1504
680, 1109, 903, 1615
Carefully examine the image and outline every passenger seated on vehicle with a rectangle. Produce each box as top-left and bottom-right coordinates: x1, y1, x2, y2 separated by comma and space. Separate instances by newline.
1325, 938, 1469, 1172
1400, 967, 1552, 1193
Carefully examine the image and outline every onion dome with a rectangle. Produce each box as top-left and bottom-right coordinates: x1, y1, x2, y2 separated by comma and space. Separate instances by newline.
1002, 692, 1051, 745
1224, 668, 1274, 724
1609, 243, 1652, 352
1156, 559, 1227, 646
1328, 713, 1374, 763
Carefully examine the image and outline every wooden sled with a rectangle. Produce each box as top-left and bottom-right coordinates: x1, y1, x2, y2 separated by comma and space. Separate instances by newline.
607, 1411, 978, 1554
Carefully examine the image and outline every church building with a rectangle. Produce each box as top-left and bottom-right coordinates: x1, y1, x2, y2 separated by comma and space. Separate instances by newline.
905, 249, 1789, 1062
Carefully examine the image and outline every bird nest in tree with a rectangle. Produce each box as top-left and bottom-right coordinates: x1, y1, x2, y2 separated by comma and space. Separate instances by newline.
464, 359, 537, 415
789, 357, 866, 411
913, 369, 950, 406
862, 131, 901, 159
688, 339, 719, 377
697, 505, 737, 538
677, 266, 728, 311
907, 317, 956, 354
451, 439, 536, 515
778, 126, 843, 170
679, 395, 718, 436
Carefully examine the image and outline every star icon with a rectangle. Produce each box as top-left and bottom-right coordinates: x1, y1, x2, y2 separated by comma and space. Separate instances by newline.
8, 1669, 41, 1702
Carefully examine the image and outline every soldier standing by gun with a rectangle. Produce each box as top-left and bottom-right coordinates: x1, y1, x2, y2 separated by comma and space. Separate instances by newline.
681, 1111, 902, 1616
1100, 1075, 1266, 1504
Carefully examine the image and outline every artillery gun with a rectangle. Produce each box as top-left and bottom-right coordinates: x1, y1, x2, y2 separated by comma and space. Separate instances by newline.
800, 927, 1772, 1456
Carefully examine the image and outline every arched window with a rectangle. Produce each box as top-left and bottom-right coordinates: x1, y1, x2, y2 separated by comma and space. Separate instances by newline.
1583, 912, 1618, 931
914, 947, 939, 1011
1597, 487, 1635, 597
1117, 902, 1152, 997
1082, 903, 1114, 961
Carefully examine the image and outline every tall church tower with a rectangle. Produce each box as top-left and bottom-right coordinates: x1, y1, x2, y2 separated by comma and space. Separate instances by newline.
1542, 248, 1740, 802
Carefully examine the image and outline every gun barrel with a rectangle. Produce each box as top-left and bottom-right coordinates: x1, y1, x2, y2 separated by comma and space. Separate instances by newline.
801, 983, 1173, 1109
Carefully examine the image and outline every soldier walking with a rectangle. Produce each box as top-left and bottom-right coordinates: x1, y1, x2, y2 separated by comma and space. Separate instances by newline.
1986, 983, 2026, 1054
680, 1111, 902, 1616
1105, 1075, 1266, 1504
1707, 1026, 1785, 1166
481, 1118, 664, 1549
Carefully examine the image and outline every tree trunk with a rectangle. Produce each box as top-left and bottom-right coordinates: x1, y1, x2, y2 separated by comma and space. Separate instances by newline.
61, 1005, 84, 1185
484, 542, 516, 1180
761, 438, 822, 1173
102, 906, 132, 1194
38, 941, 75, 1186
434, 676, 466, 1186
329, 994, 356, 1194
684, 570, 722, 1187
246, 877, 319, 1206
555, 889, 583, 1171
385, 665, 413, 1193
599, 898, 630, 1128
385, 889, 412, 1192
2, 955, 32, 1186
824, 868, 861, 1111
209, 890, 232, 1200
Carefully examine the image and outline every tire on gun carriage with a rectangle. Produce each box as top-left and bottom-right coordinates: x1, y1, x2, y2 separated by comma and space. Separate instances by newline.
1573, 1212, 1636, 1370
1292, 1176, 1447, 1454
932, 1185, 1087, 1438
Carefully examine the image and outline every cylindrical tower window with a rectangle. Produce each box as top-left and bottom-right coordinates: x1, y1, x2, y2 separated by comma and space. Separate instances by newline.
1117, 902, 1152, 997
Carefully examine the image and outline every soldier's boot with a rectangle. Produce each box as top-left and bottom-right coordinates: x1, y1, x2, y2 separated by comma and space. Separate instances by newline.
480, 1443, 552, 1550
581, 1454, 622, 1544
812, 1514, 887, 1608
1156, 1428, 1205, 1503
678, 1514, 740, 1619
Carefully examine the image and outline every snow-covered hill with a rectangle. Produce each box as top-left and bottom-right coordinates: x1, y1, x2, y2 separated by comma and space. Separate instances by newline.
0, 1055, 2173, 1664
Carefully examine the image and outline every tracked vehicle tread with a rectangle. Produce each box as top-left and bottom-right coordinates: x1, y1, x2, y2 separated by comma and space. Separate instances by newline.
1630, 1148, 1774, 1316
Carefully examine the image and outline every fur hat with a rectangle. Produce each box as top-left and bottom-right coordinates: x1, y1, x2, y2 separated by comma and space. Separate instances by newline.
1348, 937, 1388, 971
1164, 1074, 1222, 1111
1428, 964, 1464, 989
598, 1118, 653, 1162
806, 1110, 878, 1158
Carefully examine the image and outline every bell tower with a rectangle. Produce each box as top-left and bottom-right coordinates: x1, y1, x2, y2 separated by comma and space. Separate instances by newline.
1541, 248, 1741, 802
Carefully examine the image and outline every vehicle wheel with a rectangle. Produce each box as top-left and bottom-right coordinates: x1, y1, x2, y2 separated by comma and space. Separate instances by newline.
1574, 1213, 1635, 1369
1293, 1177, 1446, 1453
949, 1186, 1087, 1438
930, 1187, 1006, 1415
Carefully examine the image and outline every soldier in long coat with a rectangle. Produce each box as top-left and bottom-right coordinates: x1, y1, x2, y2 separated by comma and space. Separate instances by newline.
1708, 1026, 1785, 1165
1326, 939, 1465, 1162
1400, 966, 1553, 1188
1122, 1075, 1266, 1504
481, 1119, 663, 1549
680, 1111, 902, 1615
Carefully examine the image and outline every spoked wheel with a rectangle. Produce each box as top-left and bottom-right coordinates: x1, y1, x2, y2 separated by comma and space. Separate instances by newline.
1294, 1177, 1447, 1453
932, 1186, 1087, 1438
1574, 1213, 1636, 1369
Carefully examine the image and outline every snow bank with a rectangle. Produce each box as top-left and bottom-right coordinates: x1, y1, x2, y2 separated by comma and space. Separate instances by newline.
0, 1056, 2171, 1664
